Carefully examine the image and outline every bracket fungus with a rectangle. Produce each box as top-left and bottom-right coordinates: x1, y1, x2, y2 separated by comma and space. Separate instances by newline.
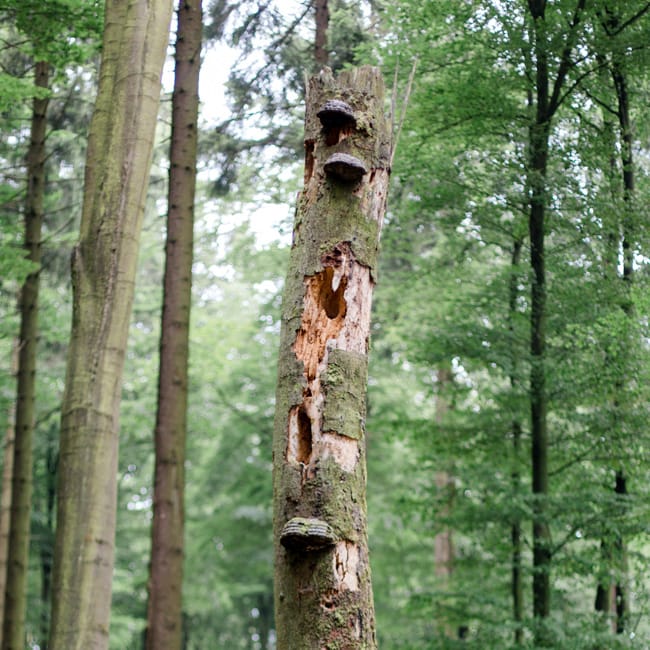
324, 152, 368, 184
317, 99, 357, 129
280, 517, 338, 552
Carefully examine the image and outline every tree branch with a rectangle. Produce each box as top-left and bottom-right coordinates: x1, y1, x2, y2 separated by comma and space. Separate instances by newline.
549, 0, 587, 115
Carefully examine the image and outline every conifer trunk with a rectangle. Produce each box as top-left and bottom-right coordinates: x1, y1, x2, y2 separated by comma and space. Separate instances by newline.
0, 375, 16, 648
145, 1, 201, 648
2, 60, 49, 650
314, 0, 329, 67
48, 2, 172, 648
272, 66, 391, 649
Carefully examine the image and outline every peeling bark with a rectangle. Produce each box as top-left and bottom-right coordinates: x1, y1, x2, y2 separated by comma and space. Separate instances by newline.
273, 66, 391, 649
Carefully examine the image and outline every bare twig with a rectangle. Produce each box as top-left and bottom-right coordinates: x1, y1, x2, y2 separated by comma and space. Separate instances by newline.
390, 57, 418, 167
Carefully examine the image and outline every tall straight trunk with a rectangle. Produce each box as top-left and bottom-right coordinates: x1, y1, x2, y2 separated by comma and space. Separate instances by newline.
610, 44, 633, 635
2, 60, 49, 650
48, 3, 172, 649
509, 237, 524, 645
145, 1, 201, 648
526, 3, 586, 641
528, 49, 552, 645
272, 66, 391, 649
314, 0, 329, 67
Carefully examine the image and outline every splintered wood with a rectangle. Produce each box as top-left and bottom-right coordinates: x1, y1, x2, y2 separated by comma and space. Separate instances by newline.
288, 242, 372, 475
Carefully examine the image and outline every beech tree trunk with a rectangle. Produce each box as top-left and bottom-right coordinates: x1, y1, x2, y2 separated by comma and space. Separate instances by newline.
526, 3, 586, 642
48, 3, 172, 649
611, 43, 633, 636
509, 237, 524, 646
145, 1, 201, 648
272, 66, 391, 649
2, 60, 49, 650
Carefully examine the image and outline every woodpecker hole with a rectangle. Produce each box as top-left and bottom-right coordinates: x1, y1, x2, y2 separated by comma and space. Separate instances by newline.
288, 405, 313, 465
319, 266, 347, 319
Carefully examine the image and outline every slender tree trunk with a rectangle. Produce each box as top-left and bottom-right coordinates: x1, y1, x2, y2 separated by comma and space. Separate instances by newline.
48, 3, 173, 648
38, 444, 56, 650
528, 78, 552, 650
2, 60, 49, 650
526, 3, 586, 640
433, 368, 455, 638
0, 366, 16, 648
314, 0, 329, 67
509, 237, 524, 645
145, 1, 201, 648
609, 26, 634, 635
272, 66, 391, 649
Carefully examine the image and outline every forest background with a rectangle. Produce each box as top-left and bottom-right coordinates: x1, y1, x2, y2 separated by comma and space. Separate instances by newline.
1, 0, 650, 648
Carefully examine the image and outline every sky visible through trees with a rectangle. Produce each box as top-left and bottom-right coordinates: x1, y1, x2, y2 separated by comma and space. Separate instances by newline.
1, 0, 650, 648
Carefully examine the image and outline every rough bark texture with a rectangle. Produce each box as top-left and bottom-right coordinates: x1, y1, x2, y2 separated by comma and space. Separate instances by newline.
273, 66, 391, 649
145, 1, 201, 648
48, 2, 173, 649
2, 60, 49, 650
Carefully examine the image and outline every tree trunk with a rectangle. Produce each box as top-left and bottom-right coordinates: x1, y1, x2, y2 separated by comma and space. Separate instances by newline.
2, 60, 49, 650
527, 2, 586, 641
611, 68, 632, 618
509, 238, 524, 645
528, 72, 552, 650
145, 1, 201, 648
48, 3, 173, 649
433, 368, 455, 638
272, 66, 391, 649
314, 0, 329, 67
39, 445, 57, 650
0, 364, 16, 649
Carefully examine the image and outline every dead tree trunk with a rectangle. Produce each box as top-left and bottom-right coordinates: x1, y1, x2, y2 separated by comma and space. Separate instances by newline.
272, 66, 391, 649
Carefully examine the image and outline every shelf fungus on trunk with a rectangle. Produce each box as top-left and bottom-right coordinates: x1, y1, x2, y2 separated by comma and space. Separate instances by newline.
280, 517, 338, 552
317, 99, 356, 129
323, 152, 368, 184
